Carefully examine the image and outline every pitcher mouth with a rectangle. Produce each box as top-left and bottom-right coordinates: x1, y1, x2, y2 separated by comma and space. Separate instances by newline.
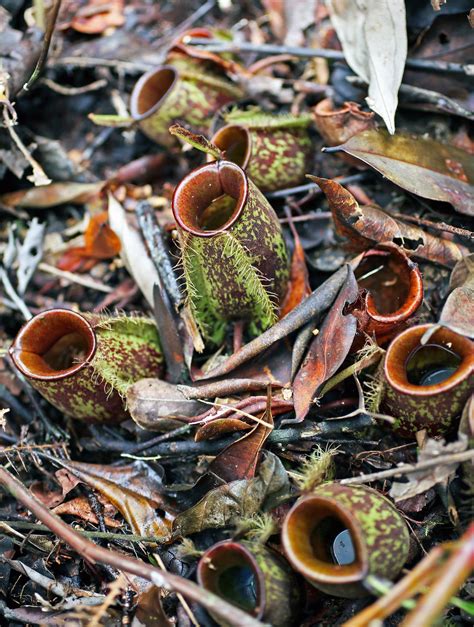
130, 66, 178, 122
9, 309, 96, 381
197, 541, 265, 619
384, 324, 474, 396
282, 495, 367, 586
172, 160, 248, 237
210, 124, 252, 170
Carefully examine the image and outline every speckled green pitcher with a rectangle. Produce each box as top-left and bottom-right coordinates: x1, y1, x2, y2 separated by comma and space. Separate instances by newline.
210, 109, 313, 192
197, 540, 301, 626
282, 482, 410, 598
172, 160, 289, 345
9, 309, 163, 422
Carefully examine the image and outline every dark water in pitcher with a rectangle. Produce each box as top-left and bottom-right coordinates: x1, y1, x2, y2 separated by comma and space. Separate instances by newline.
218, 565, 258, 612
406, 343, 461, 386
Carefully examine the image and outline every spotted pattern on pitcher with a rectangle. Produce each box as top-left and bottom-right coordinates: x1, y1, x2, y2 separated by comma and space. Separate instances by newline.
30, 316, 163, 422
180, 180, 289, 344
247, 127, 312, 192
139, 71, 242, 146
310, 483, 410, 598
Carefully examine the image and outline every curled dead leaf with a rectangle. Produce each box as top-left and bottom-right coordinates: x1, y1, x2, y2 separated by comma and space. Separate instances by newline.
309, 175, 467, 267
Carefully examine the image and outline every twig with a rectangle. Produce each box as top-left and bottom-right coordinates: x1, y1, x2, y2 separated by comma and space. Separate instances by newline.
2, 107, 51, 186
187, 38, 472, 75
0, 466, 265, 627
402, 524, 474, 626
40, 77, 107, 96
136, 201, 182, 308
117, 414, 376, 460
38, 262, 113, 293
266, 173, 368, 199
340, 449, 474, 485
0, 520, 174, 544
0, 268, 32, 320
391, 213, 474, 241
20, 0, 63, 94
178, 379, 283, 399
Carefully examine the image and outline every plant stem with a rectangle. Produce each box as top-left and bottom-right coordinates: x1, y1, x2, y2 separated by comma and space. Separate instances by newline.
340, 449, 474, 485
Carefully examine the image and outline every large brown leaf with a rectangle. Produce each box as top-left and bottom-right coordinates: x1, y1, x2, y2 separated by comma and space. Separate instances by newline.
440, 254, 474, 338
330, 130, 474, 215
292, 266, 358, 422
0, 181, 104, 208
327, 0, 407, 134
310, 176, 467, 267
172, 452, 289, 537
208, 391, 274, 482
50, 458, 172, 539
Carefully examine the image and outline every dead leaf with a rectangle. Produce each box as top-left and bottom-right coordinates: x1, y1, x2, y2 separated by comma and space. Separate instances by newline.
439, 254, 474, 337
330, 130, 474, 216
51, 458, 172, 539
389, 435, 469, 501
292, 265, 358, 422
208, 390, 274, 482
327, 0, 407, 133
69, 0, 125, 34
172, 452, 289, 537
52, 496, 121, 528
57, 210, 121, 272
0, 181, 105, 208
310, 175, 467, 267
194, 418, 253, 441
108, 193, 159, 308
280, 226, 311, 318
127, 378, 203, 431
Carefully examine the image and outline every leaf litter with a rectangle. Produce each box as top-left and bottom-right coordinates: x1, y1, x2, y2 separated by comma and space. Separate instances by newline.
0, 1, 473, 625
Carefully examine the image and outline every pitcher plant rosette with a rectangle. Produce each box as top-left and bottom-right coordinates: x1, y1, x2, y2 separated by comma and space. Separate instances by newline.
9, 309, 163, 423
172, 160, 290, 345
197, 540, 301, 626
282, 482, 410, 598
383, 323, 474, 438
210, 108, 313, 192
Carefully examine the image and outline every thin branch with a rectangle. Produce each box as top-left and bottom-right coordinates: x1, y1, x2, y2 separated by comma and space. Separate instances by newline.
0, 467, 265, 627
187, 38, 472, 75
20, 0, 63, 94
340, 449, 474, 485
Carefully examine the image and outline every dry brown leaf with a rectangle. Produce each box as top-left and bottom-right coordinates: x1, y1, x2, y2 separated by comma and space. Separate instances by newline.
390, 435, 468, 501
327, 0, 407, 133
310, 176, 467, 267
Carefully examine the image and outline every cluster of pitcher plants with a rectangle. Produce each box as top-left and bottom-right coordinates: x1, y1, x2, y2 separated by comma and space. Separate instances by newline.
5, 25, 473, 627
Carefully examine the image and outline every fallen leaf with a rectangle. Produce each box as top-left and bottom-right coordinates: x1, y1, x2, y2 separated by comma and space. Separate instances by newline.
194, 418, 253, 441
280, 226, 311, 317
208, 390, 274, 482
439, 254, 474, 337
57, 210, 121, 272
0, 181, 105, 208
51, 458, 172, 539
390, 435, 468, 501
327, 0, 407, 133
127, 378, 203, 431
108, 193, 159, 308
292, 265, 358, 422
52, 496, 121, 528
69, 0, 125, 34
172, 452, 289, 537
310, 175, 467, 267
330, 130, 474, 216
